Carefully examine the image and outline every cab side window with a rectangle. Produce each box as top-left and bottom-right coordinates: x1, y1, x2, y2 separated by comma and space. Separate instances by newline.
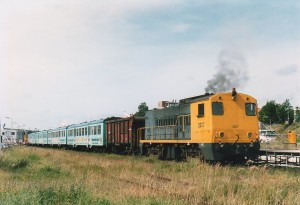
245, 103, 256, 116
198, 104, 204, 117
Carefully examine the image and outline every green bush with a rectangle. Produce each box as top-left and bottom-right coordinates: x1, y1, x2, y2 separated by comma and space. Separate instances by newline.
0, 158, 29, 171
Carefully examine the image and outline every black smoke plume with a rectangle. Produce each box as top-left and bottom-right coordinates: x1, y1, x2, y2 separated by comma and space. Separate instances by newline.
205, 49, 248, 93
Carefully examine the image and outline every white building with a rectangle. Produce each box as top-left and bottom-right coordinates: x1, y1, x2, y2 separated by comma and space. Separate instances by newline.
1, 128, 25, 144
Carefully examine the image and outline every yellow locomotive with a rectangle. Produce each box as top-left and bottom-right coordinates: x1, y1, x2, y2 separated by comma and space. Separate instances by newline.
139, 89, 260, 162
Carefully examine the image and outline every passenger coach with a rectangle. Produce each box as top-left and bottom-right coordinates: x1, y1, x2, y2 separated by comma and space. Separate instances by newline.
67, 120, 105, 149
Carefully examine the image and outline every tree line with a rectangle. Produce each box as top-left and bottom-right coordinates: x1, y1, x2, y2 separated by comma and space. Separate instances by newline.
259, 99, 300, 125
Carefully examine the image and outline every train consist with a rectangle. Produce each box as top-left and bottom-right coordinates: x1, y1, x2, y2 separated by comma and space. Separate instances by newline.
28, 116, 145, 154
28, 89, 260, 162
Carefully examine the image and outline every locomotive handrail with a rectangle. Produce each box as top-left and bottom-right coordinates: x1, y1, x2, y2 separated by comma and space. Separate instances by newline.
138, 125, 177, 141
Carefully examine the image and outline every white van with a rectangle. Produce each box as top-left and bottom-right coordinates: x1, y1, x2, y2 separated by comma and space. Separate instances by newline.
259, 130, 277, 143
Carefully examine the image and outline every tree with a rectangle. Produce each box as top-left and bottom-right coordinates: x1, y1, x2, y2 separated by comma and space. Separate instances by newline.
259, 100, 279, 124
135, 102, 149, 117
294, 107, 300, 123
259, 99, 295, 125
276, 99, 294, 124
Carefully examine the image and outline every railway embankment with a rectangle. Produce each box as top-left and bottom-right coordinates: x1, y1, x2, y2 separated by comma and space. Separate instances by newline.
272, 122, 300, 135
0, 146, 299, 205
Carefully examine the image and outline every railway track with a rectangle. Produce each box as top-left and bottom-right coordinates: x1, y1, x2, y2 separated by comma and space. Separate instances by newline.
257, 149, 300, 168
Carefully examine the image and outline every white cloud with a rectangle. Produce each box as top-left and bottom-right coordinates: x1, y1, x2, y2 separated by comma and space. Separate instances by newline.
276, 64, 298, 76
171, 23, 191, 33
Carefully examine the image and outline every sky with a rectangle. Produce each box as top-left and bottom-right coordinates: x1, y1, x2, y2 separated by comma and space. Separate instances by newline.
0, 0, 299, 130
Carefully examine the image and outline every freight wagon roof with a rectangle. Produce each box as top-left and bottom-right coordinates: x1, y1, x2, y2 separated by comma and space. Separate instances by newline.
105, 116, 145, 123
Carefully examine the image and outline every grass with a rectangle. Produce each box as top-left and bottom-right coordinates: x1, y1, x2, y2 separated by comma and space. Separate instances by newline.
0, 146, 300, 205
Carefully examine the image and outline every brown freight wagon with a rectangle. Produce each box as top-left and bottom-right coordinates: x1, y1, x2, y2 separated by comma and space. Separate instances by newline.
105, 116, 145, 154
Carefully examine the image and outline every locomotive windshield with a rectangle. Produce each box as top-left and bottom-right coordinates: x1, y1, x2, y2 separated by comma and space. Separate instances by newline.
245, 103, 256, 116
212, 102, 224, 115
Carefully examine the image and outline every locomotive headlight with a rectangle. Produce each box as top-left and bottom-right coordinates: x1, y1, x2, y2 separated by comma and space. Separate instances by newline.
247, 132, 253, 138
219, 132, 225, 138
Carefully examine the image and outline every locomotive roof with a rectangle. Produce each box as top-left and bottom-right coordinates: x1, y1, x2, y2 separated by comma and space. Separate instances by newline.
179, 92, 214, 104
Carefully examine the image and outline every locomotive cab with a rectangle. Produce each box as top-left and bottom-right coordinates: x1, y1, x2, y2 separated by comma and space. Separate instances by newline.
190, 92, 260, 161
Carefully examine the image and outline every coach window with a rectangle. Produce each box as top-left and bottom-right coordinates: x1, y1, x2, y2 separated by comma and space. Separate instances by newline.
245, 103, 256, 116
212, 102, 224, 115
97, 125, 101, 135
198, 104, 204, 117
